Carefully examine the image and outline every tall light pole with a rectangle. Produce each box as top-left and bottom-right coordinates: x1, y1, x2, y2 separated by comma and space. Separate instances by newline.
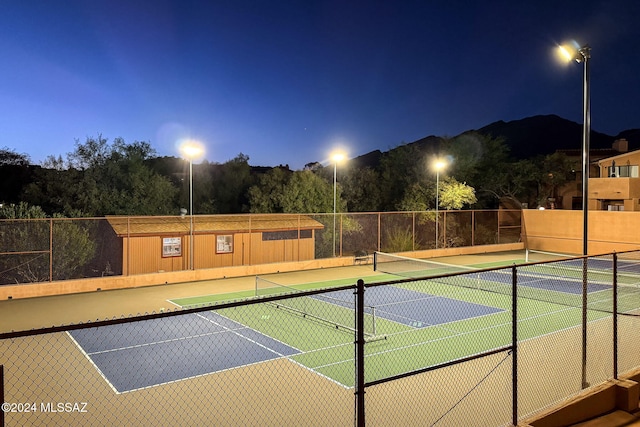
331, 152, 345, 257
180, 141, 204, 270
559, 43, 591, 256
559, 41, 591, 390
433, 159, 447, 249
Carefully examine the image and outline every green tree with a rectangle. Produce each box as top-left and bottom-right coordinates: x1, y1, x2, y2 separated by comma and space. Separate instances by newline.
63, 136, 179, 215
378, 142, 436, 210
340, 166, 382, 212
0, 201, 47, 218
538, 152, 575, 206
446, 134, 510, 181
396, 183, 432, 211
211, 153, 253, 213
438, 178, 477, 210
444, 133, 512, 208
249, 166, 345, 214
0, 147, 31, 166
480, 158, 538, 208
248, 167, 291, 213
281, 170, 337, 213
0, 148, 35, 205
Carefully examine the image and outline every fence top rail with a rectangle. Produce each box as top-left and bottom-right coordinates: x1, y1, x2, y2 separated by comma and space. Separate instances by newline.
0, 209, 522, 223
0, 283, 357, 340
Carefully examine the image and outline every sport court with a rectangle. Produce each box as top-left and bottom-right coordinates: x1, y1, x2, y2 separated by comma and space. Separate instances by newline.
69, 284, 503, 392
67, 250, 635, 393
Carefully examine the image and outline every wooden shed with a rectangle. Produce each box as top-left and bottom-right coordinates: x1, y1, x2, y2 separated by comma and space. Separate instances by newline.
106, 214, 325, 275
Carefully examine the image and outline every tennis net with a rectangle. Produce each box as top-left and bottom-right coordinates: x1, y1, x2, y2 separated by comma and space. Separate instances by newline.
374, 251, 640, 316
373, 251, 474, 277
255, 276, 381, 337
526, 249, 640, 279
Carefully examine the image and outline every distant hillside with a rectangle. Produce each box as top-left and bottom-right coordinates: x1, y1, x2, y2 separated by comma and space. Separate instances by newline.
349, 149, 383, 170
476, 114, 613, 159
349, 114, 638, 169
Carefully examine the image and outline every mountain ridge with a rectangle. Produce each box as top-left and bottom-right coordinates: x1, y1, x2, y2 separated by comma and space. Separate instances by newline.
349, 114, 640, 170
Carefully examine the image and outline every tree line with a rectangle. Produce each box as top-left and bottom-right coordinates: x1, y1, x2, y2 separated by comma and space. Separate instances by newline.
0, 132, 576, 219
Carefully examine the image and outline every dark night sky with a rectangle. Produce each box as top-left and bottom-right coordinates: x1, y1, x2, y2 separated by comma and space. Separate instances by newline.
1, 0, 639, 168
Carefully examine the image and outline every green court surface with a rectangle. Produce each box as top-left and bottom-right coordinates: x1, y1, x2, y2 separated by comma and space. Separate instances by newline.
167, 255, 630, 387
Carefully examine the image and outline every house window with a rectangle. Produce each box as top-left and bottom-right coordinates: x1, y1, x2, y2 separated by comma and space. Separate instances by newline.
262, 230, 313, 241
609, 165, 639, 177
216, 235, 233, 253
162, 237, 182, 257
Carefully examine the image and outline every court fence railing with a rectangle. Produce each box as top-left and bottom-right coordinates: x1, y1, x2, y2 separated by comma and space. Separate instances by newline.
2, 249, 639, 426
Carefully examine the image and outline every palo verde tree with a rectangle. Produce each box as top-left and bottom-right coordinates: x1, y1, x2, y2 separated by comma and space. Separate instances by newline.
438, 177, 477, 210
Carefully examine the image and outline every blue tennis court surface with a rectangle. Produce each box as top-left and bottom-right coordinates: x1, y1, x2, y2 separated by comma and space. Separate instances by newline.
473, 270, 613, 294
69, 312, 299, 393
555, 257, 640, 275
329, 286, 504, 327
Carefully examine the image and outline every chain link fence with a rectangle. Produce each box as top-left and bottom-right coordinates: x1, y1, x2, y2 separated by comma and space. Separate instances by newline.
2, 249, 640, 426
0, 218, 121, 285
1, 291, 356, 427
0, 210, 519, 285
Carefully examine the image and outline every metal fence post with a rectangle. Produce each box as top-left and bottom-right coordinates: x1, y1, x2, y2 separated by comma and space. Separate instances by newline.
355, 279, 365, 427
582, 256, 589, 389
49, 218, 53, 282
1, 364, 4, 427
512, 265, 518, 426
613, 253, 618, 379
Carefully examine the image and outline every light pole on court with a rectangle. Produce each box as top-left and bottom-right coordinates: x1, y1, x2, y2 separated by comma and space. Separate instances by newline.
558, 42, 591, 256
433, 159, 447, 249
558, 41, 591, 390
180, 141, 204, 270
331, 151, 346, 257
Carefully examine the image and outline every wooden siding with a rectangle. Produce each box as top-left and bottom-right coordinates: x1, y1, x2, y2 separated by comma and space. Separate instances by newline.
122, 231, 317, 275
109, 214, 325, 275
122, 236, 187, 275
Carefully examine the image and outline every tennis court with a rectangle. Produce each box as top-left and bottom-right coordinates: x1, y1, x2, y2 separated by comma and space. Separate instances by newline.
67, 249, 640, 392
69, 280, 505, 391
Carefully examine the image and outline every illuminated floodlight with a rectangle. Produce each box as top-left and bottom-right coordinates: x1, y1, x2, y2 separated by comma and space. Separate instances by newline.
558, 42, 589, 63
180, 141, 205, 160
434, 159, 447, 172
